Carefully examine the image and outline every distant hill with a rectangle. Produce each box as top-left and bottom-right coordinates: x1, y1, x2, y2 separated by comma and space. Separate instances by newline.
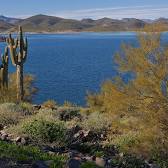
0, 14, 168, 33
14, 14, 92, 32
0, 15, 21, 24
0, 20, 14, 32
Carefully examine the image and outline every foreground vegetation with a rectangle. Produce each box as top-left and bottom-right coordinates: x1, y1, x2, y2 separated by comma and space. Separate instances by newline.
0, 102, 167, 167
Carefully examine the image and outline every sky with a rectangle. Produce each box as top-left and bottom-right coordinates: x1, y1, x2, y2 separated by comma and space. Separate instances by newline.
0, 0, 168, 20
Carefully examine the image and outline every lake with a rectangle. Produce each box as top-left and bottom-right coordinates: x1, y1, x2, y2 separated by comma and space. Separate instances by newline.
1, 32, 168, 105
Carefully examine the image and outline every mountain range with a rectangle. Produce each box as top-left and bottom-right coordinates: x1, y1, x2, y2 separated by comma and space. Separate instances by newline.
0, 14, 168, 33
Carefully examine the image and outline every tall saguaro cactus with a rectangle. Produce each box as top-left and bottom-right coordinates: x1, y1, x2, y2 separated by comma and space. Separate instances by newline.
0, 47, 9, 88
7, 26, 28, 101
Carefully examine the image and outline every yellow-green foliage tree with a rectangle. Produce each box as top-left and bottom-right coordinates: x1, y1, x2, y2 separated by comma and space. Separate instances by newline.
87, 30, 168, 157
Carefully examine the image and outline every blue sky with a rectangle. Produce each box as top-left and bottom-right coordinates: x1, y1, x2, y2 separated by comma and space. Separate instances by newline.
1, 0, 168, 19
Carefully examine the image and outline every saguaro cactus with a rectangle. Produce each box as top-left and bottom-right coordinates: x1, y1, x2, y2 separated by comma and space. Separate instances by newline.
7, 26, 28, 101
0, 47, 9, 88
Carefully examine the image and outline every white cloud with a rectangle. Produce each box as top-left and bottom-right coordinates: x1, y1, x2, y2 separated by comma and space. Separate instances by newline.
51, 6, 168, 20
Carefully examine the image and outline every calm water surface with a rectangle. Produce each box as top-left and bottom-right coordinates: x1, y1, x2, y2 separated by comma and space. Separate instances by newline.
1, 32, 168, 105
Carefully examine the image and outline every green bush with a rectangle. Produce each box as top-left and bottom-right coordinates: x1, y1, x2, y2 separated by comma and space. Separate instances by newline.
22, 119, 67, 145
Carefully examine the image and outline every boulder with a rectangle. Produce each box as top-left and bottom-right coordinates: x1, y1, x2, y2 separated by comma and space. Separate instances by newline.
95, 157, 106, 167
33, 105, 41, 111
67, 158, 81, 168
32, 161, 48, 168
0, 131, 8, 141
14, 136, 22, 143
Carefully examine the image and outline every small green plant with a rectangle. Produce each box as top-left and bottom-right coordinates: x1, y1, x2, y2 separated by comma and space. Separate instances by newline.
22, 119, 67, 145
94, 151, 104, 157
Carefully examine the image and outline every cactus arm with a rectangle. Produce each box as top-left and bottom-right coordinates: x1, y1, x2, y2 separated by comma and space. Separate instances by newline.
8, 45, 17, 66
4, 47, 8, 64
14, 38, 19, 49
7, 34, 18, 66
1, 54, 4, 64
0, 67, 4, 86
22, 38, 28, 63
24, 38, 28, 51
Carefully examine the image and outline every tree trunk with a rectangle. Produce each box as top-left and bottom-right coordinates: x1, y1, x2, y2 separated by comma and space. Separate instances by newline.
16, 64, 24, 101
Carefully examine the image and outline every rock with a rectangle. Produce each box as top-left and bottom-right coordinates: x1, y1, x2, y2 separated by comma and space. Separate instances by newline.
21, 137, 28, 145
32, 161, 48, 168
82, 156, 93, 162
69, 150, 83, 158
3, 126, 8, 129
150, 164, 160, 168
15, 136, 22, 143
33, 104, 41, 111
73, 129, 101, 143
44, 160, 54, 167
119, 152, 124, 157
95, 157, 106, 167
0, 130, 6, 135
0, 132, 8, 141
67, 158, 81, 168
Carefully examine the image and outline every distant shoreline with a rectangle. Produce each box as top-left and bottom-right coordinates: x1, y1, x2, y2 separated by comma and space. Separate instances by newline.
1, 30, 168, 35
1, 30, 139, 35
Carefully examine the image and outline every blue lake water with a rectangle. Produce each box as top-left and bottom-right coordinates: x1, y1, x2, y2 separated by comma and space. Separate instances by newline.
1, 32, 168, 105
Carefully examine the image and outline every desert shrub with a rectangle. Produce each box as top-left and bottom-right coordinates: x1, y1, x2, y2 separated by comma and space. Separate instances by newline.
22, 119, 67, 145
42, 99, 58, 109
0, 103, 27, 126
19, 102, 34, 114
81, 112, 112, 132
